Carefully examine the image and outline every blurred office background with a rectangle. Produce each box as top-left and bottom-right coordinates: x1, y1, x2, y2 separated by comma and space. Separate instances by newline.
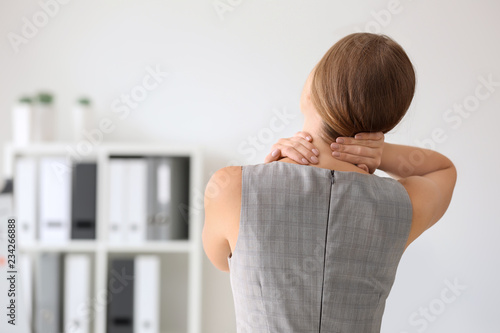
0, 0, 499, 332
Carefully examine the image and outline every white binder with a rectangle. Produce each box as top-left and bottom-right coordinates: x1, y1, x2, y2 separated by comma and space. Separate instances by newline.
64, 254, 90, 333
108, 159, 125, 243
134, 255, 160, 333
15, 157, 37, 245
124, 159, 147, 243
38, 157, 71, 243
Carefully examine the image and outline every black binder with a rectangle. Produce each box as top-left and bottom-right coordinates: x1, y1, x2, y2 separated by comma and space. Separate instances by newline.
107, 259, 134, 333
71, 163, 97, 239
170, 156, 190, 240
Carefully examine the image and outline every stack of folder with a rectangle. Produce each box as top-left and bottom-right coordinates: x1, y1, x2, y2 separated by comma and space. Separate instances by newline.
13, 154, 190, 244
107, 256, 161, 333
21, 253, 163, 332
108, 156, 190, 243
25, 253, 92, 333
14, 157, 97, 244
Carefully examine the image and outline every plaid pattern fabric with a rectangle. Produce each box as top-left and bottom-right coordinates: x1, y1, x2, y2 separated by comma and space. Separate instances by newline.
228, 161, 412, 332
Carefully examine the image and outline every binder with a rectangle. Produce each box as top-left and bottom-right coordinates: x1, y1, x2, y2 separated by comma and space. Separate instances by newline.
108, 159, 125, 243
0, 179, 14, 235
123, 159, 147, 243
38, 157, 71, 243
146, 157, 158, 240
107, 259, 134, 333
134, 255, 160, 333
71, 163, 97, 239
35, 252, 61, 333
169, 157, 190, 240
14, 157, 37, 245
146, 157, 189, 240
146, 157, 172, 240
19, 254, 33, 332
64, 254, 91, 333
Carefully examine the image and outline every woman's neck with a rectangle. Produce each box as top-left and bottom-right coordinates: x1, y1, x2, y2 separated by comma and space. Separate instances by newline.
277, 123, 369, 174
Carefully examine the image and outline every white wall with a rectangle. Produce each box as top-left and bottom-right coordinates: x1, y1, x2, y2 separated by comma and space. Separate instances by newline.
0, 0, 498, 332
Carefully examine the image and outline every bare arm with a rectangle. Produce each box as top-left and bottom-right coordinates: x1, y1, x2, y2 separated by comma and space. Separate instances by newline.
379, 142, 455, 180
202, 166, 242, 272
378, 143, 458, 247
335, 139, 458, 246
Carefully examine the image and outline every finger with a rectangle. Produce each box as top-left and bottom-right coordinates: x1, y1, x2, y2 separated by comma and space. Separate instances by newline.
331, 142, 376, 159
357, 164, 369, 173
269, 141, 316, 164
280, 142, 319, 164
334, 136, 382, 149
264, 148, 281, 163
289, 136, 320, 156
331, 150, 376, 165
294, 131, 314, 142
354, 132, 384, 140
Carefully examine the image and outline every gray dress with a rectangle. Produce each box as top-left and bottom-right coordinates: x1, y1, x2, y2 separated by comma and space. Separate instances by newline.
227, 161, 412, 332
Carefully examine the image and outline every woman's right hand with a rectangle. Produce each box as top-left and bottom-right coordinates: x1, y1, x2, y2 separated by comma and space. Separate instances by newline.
331, 132, 385, 174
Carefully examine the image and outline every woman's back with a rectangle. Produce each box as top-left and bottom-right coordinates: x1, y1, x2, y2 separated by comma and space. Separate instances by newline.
203, 32, 457, 332
228, 161, 412, 332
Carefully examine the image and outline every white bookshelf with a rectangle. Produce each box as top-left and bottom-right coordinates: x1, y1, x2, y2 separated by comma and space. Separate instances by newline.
4, 142, 203, 333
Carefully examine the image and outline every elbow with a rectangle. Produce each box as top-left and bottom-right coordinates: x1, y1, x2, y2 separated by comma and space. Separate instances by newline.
448, 159, 458, 187
442, 155, 458, 187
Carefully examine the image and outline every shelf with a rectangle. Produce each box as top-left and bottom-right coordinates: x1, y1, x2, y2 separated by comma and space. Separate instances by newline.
17, 241, 193, 253
106, 240, 192, 253
19, 241, 102, 253
5, 142, 98, 157
101, 143, 201, 157
5, 142, 204, 333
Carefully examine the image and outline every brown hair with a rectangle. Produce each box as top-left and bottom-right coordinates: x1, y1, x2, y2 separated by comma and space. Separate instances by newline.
310, 33, 416, 144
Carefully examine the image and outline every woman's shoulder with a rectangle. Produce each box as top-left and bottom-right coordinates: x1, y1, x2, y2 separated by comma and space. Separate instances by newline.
205, 166, 242, 204
211, 166, 242, 183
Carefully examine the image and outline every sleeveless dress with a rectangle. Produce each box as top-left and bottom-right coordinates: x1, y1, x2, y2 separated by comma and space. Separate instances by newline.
227, 161, 412, 332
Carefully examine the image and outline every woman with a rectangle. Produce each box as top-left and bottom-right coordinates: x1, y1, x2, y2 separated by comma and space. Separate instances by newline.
203, 33, 457, 332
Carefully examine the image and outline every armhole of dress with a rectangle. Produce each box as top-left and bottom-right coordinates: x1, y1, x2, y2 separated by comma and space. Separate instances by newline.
228, 165, 245, 262
395, 179, 414, 241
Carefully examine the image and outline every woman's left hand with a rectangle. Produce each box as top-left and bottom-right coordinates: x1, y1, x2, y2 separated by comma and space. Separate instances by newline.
263, 131, 320, 165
